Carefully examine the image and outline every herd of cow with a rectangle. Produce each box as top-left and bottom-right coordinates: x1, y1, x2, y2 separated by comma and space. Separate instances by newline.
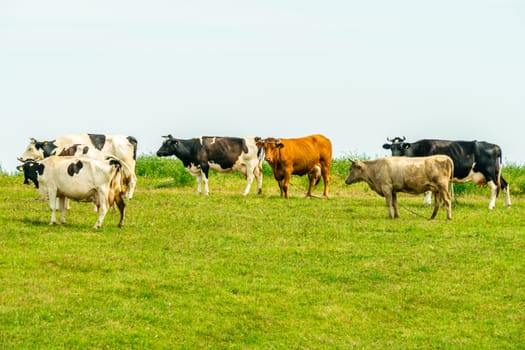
16, 133, 511, 228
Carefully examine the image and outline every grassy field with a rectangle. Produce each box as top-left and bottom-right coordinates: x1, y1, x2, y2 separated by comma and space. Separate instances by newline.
0, 158, 524, 348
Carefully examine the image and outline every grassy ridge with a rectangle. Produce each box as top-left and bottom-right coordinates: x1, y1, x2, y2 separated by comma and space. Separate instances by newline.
137, 155, 525, 196
0, 158, 524, 348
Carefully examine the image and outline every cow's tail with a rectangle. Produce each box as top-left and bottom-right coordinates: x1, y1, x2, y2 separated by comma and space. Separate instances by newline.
448, 157, 455, 199
496, 149, 503, 196
107, 155, 133, 197
106, 157, 122, 206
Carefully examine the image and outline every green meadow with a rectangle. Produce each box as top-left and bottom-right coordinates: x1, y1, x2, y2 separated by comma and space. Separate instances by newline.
0, 157, 523, 348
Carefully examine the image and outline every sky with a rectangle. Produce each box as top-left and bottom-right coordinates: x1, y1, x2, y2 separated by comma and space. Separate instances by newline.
1, 0, 524, 173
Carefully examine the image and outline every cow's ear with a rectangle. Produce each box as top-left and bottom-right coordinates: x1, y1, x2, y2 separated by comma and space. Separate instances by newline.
382, 143, 391, 150
276, 140, 284, 149
16, 165, 24, 172
403, 143, 411, 150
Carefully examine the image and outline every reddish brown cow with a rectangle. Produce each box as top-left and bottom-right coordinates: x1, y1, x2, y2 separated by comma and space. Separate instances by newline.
257, 134, 332, 198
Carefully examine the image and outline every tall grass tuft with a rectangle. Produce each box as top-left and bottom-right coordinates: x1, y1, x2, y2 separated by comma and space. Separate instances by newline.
135, 155, 194, 187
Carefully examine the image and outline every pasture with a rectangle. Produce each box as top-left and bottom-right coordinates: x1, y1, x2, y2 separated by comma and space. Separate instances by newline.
0, 157, 524, 348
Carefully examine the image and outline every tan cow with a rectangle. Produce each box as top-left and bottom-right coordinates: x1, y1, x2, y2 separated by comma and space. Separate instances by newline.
345, 155, 454, 219
257, 134, 332, 198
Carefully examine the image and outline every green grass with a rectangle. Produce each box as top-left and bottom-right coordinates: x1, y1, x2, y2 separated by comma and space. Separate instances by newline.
0, 159, 524, 348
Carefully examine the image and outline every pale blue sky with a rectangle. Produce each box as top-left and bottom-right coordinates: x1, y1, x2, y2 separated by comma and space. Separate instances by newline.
1, 0, 524, 173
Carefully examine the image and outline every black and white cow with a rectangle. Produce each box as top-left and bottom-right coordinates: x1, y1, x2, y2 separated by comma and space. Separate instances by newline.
156, 135, 263, 195
18, 133, 138, 199
19, 156, 131, 228
382, 137, 511, 209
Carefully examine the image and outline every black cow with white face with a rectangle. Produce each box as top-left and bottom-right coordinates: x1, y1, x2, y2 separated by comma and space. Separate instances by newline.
156, 135, 263, 195
382, 136, 511, 209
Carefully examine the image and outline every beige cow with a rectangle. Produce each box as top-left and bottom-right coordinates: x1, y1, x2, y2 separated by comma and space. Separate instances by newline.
345, 155, 454, 220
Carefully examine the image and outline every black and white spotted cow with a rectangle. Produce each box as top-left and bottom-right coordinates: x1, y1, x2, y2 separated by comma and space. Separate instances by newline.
382, 137, 511, 209
18, 133, 138, 199
19, 156, 131, 228
156, 135, 263, 195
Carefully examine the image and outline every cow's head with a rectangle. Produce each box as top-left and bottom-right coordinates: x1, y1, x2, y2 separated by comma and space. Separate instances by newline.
382, 136, 411, 156
345, 159, 366, 185
18, 160, 45, 188
256, 137, 283, 164
18, 138, 57, 162
156, 134, 181, 157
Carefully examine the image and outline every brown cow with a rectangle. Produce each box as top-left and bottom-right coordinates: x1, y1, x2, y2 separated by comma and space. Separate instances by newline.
257, 134, 332, 198
345, 155, 453, 219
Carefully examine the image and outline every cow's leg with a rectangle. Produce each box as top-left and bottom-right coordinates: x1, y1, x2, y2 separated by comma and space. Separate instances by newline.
306, 166, 321, 197
384, 192, 395, 219
202, 174, 210, 195
48, 191, 58, 225
430, 192, 441, 219
243, 168, 255, 196
255, 161, 263, 195
94, 194, 109, 229
199, 166, 210, 195
306, 176, 315, 197
282, 172, 292, 199
278, 179, 285, 197
58, 197, 67, 224
423, 191, 432, 205
115, 193, 126, 227
488, 180, 498, 209
321, 164, 330, 199
501, 176, 511, 207
443, 188, 452, 220
392, 192, 399, 218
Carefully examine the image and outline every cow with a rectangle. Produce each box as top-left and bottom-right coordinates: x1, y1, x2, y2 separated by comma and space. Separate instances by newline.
256, 134, 332, 199
156, 135, 263, 195
382, 137, 511, 209
345, 155, 454, 220
18, 133, 138, 199
43, 144, 112, 211
19, 156, 131, 228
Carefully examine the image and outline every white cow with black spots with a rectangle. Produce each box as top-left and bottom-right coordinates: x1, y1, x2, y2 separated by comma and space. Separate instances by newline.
18, 133, 138, 199
19, 156, 131, 228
